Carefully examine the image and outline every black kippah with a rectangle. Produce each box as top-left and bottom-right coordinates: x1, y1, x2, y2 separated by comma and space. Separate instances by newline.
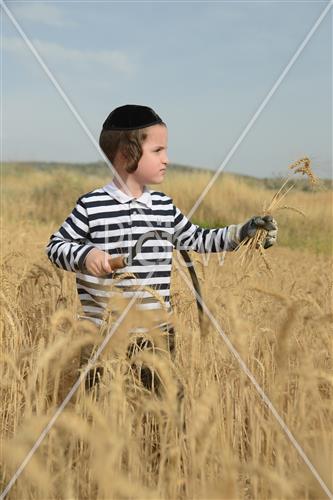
102, 104, 163, 131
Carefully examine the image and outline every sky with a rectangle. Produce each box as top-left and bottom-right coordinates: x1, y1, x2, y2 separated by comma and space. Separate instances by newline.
2, 1, 332, 178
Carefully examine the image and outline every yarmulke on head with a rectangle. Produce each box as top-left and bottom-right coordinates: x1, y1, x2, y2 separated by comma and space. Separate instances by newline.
103, 104, 164, 131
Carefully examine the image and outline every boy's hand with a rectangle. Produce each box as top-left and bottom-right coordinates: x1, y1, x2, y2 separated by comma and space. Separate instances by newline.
83, 248, 113, 276
240, 215, 278, 248
228, 215, 278, 249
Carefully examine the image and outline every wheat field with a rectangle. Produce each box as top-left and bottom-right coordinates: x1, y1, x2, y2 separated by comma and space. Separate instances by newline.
1, 165, 332, 499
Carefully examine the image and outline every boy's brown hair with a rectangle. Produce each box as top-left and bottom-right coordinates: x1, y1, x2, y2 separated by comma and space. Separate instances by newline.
99, 124, 166, 174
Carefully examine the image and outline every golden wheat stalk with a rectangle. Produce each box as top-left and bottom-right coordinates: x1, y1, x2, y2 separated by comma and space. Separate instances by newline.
275, 205, 306, 217
237, 157, 317, 273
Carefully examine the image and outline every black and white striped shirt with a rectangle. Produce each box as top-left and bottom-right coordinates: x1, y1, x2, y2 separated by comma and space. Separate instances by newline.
45, 181, 234, 327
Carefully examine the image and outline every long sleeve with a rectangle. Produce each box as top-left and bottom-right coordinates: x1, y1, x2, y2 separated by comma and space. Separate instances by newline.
45, 197, 95, 272
172, 204, 234, 253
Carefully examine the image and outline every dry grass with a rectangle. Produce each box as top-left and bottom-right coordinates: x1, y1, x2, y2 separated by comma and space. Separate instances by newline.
3, 164, 332, 255
1, 166, 332, 499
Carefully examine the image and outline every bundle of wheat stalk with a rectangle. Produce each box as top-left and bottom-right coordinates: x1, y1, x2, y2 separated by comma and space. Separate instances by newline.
237, 157, 318, 273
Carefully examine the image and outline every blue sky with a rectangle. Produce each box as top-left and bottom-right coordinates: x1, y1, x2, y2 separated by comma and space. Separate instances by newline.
2, 1, 332, 178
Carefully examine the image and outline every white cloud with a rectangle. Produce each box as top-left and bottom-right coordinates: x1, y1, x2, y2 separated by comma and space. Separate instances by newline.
3, 36, 136, 75
10, 2, 75, 28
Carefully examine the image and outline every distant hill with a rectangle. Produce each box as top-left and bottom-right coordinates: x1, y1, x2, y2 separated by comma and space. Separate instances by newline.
2, 160, 207, 175
3, 161, 332, 191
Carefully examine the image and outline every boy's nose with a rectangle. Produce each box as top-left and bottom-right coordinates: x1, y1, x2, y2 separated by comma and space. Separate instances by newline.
163, 153, 169, 165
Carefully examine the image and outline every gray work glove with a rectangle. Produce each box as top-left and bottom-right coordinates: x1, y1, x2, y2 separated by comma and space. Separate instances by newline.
227, 215, 278, 250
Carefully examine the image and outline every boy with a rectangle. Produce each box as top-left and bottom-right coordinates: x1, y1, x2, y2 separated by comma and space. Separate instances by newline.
45, 104, 277, 389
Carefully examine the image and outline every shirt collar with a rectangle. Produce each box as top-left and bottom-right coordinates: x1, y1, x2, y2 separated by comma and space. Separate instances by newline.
103, 180, 152, 209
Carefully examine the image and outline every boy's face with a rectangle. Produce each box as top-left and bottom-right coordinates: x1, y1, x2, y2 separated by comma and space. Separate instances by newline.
134, 124, 169, 185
